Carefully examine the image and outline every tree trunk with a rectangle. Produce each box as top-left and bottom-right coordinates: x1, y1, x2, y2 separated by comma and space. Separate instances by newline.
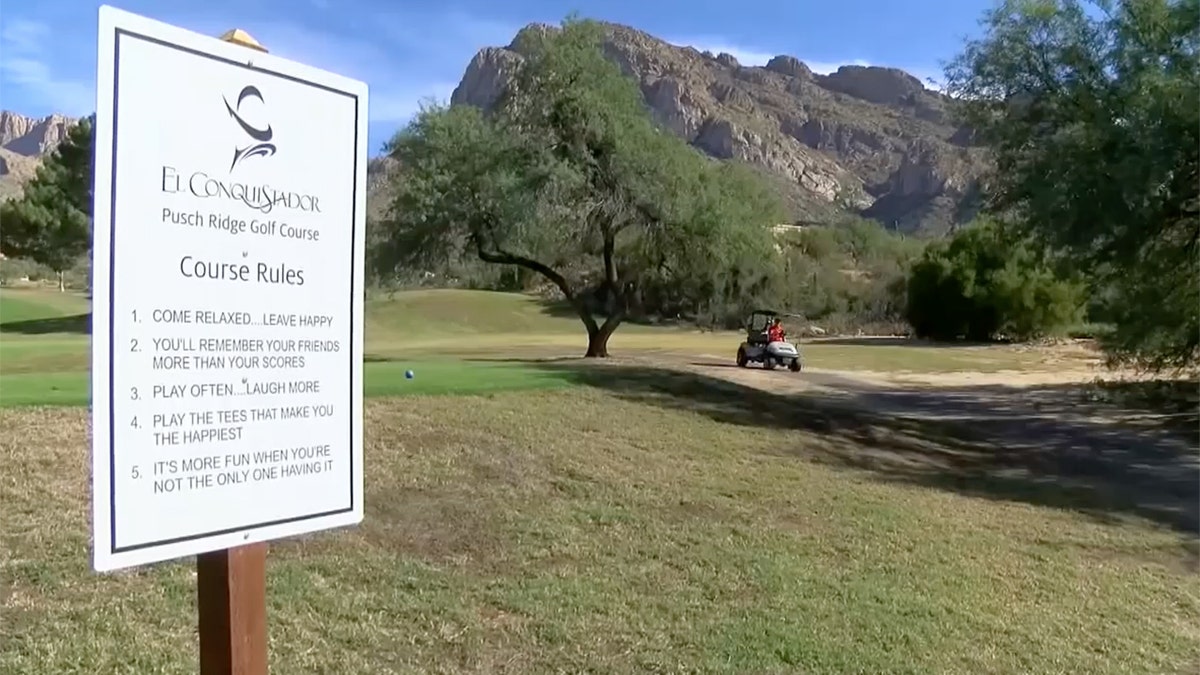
57, 270, 65, 292
585, 321, 617, 358
585, 329, 608, 358
584, 314, 622, 358
582, 227, 626, 358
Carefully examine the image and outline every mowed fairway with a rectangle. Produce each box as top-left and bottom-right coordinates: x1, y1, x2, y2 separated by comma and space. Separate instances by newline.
2, 287, 1197, 673
0, 287, 1103, 406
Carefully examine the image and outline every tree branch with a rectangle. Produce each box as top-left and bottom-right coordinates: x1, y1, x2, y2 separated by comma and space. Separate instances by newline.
473, 235, 601, 334
475, 239, 571, 298
601, 225, 617, 287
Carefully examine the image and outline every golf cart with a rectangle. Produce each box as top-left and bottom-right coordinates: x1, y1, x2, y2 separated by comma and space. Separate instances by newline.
736, 309, 803, 372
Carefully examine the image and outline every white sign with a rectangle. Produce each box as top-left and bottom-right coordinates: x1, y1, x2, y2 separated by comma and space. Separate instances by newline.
91, 5, 367, 572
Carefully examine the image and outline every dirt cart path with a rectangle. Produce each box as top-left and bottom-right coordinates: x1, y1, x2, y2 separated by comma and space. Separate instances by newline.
675, 353, 1200, 536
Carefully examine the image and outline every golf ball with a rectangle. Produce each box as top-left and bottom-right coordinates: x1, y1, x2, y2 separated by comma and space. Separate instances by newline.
405, 370, 414, 379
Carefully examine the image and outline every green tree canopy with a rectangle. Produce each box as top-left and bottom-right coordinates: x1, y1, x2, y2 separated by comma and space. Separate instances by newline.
945, 0, 1199, 370
372, 18, 784, 356
0, 117, 94, 290
906, 218, 1086, 341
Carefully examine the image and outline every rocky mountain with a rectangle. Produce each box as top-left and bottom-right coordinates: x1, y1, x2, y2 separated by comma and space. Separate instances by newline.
0, 111, 78, 199
5, 24, 988, 235
449, 23, 988, 233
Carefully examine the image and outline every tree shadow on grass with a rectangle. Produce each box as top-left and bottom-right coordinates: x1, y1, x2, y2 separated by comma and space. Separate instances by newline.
529, 361, 1200, 538
0, 313, 91, 335
808, 336, 996, 348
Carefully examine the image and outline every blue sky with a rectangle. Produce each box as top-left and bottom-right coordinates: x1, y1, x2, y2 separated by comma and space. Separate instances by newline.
1, 0, 996, 155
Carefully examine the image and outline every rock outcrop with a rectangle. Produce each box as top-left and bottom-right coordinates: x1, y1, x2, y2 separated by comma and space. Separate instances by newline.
0, 111, 80, 199
449, 22, 986, 233
0, 111, 74, 157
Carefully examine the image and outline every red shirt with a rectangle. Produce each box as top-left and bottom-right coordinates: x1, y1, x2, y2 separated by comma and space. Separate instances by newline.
767, 325, 785, 342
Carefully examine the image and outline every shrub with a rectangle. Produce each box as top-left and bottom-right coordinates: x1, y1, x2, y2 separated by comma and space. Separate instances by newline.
905, 220, 1085, 342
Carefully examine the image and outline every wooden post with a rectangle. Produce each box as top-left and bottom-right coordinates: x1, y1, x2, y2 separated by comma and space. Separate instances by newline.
197, 543, 269, 675
196, 30, 272, 675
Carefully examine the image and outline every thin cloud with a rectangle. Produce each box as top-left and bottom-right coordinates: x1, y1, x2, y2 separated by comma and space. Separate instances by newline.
805, 59, 872, 75
0, 19, 94, 116
668, 35, 944, 90
370, 82, 460, 122
665, 38, 775, 66
0, 10, 502, 126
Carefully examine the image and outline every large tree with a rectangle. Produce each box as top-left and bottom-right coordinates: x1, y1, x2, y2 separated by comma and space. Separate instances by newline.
373, 18, 784, 356
945, 0, 1199, 371
0, 117, 94, 291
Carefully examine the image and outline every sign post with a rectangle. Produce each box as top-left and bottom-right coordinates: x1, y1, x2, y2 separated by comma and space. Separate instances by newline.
197, 542, 268, 674
91, 6, 367, 673
198, 28, 271, 675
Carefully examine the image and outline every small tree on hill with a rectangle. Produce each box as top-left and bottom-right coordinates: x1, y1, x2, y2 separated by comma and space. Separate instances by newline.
373, 18, 783, 356
0, 118, 94, 291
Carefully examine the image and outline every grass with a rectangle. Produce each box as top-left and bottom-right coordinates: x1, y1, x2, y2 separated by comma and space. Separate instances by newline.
0, 359, 571, 407
0, 287, 90, 323
4, 286, 1194, 672
2, 392, 1197, 673
0, 289, 585, 406
0, 287, 1100, 408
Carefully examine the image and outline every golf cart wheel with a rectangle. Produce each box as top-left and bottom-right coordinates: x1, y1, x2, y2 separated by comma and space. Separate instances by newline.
764, 358, 777, 370
736, 348, 748, 367
789, 358, 802, 373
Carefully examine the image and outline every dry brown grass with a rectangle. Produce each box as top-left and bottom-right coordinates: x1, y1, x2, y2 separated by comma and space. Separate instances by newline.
3, 390, 1197, 674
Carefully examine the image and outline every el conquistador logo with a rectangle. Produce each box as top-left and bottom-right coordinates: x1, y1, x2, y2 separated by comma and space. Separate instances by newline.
223, 85, 277, 172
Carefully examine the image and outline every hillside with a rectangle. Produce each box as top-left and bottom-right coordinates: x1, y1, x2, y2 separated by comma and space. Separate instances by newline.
0, 111, 78, 200
448, 22, 988, 234
3, 23, 988, 235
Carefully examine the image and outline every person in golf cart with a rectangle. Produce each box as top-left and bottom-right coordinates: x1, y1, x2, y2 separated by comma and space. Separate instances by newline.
767, 317, 786, 343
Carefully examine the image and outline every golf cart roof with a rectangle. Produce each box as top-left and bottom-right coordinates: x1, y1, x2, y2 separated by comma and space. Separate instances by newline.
750, 309, 780, 316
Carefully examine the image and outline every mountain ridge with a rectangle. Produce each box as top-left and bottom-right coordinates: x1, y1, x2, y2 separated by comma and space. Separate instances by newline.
0, 111, 79, 199
2, 22, 988, 235
448, 21, 987, 233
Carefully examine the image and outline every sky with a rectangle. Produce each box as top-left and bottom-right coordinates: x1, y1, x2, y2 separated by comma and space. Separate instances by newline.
1, 0, 998, 156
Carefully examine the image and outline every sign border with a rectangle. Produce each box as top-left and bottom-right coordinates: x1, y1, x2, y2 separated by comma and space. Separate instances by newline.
92, 5, 367, 572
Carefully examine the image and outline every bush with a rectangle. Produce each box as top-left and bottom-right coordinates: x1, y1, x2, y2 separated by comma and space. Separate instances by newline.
905, 220, 1085, 342
772, 218, 922, 331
